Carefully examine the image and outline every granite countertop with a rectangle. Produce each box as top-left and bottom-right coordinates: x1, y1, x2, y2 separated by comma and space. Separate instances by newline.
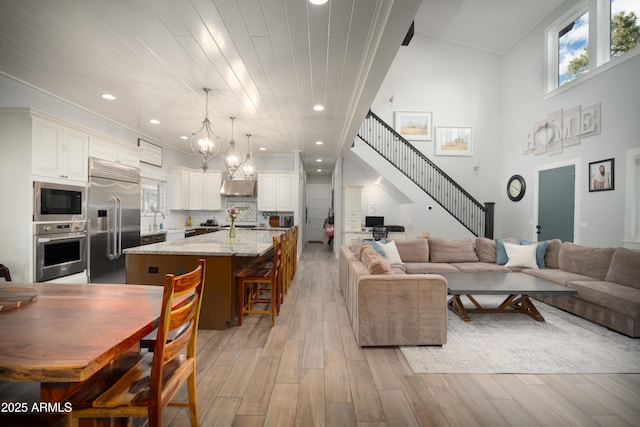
125, 229, 284, 257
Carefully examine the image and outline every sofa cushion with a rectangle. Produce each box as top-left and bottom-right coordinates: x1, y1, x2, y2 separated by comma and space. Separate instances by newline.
394, 238, 429, 263
504, 242, 539, 269
453, 262, 512, 272
429, 238, 478, 263
360, 245, 394, 275
475, 237, 496, 263
558, 243, 615, 280
605, 247, 640, 289
523, 268, 598, 287
404, 263, 460, 274
568, 280, 640, 319
495, 237, 520, 265
543, 239, 562, 269
380, 240, 403, 264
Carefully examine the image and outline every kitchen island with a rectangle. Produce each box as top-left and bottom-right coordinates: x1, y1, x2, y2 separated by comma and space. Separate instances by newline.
125, 228, 283, 329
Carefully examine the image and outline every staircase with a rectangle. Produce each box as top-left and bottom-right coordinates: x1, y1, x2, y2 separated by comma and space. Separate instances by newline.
356, 110, 494, 238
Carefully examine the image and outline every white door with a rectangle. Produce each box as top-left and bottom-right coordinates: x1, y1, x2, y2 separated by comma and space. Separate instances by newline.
306, 184, 331, 242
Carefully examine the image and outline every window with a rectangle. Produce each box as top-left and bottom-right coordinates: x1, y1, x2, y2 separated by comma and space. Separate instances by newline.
611, 0, 640, 57
558, 11, 589, 86
547, 0, 640, 92
141, 178, 166, 215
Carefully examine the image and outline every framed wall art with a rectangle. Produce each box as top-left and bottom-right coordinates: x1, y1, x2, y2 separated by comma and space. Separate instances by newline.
589, 158, 614, 192
395, 111, 432, 141
562, 106, 581, 147
546, 110, 563, 155
138, 139, 163, 167
581, 103, 601, 137
435, 127, 472, 156
533, 120, 547, 155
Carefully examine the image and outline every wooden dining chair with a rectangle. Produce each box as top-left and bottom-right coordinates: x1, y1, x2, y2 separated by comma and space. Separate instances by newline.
237, 236, 282, 327
64, 259, 206, 427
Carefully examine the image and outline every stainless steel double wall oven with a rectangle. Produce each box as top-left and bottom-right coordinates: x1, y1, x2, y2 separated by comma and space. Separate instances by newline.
33, 181, 87, 282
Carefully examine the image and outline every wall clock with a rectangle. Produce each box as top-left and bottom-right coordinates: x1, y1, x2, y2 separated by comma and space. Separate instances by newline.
507, 175, 526, 201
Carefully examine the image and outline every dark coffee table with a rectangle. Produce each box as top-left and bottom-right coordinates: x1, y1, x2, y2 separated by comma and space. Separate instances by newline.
441, 272, 577, 322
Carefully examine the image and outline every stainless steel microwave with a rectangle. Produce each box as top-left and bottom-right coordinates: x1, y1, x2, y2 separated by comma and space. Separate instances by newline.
34, 181, 87, 222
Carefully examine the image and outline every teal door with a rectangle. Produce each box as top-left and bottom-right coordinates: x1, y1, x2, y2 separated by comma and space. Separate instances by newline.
538, 165, 575, 242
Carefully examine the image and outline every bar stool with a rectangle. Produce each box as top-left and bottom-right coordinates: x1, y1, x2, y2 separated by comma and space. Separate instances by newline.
0, 264, 11, 281
237, 235, 283, 327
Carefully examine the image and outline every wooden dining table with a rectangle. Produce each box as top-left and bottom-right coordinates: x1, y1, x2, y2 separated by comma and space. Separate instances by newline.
0, 282, 166, 409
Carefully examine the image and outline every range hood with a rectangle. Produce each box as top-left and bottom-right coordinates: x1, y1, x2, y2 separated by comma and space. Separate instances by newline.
220, 179, 256, 197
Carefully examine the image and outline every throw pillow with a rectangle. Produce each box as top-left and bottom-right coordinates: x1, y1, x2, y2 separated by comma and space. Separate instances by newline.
495, 237, 519, 265
363, 240, 386, 256
520, 239, 548, 269
429, 238, 479, 263
504, 242, 539, 269
380, 240, 403, 264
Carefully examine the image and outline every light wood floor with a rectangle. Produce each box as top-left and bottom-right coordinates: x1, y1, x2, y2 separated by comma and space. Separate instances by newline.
2, 242, 639, 426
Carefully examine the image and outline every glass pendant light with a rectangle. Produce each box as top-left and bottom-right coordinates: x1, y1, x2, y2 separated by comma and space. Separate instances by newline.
223, 116, 242, 179
241, 133, 256, 180
189, 88, 222, 171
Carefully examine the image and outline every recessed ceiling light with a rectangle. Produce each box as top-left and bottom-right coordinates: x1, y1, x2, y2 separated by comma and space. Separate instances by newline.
101, 93, 115, 100
316, 158, 322, 162
149, 119, 160, 125
179, 136, 188, 140
259, 147, 267, 151
317, 169, 322, 172
313, 104, 325, 111
309, 0, 328, 5
315, 141, 323, 145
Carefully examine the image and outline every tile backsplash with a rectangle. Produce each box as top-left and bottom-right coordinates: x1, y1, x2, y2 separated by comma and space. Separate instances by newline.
225, 199, 257, 222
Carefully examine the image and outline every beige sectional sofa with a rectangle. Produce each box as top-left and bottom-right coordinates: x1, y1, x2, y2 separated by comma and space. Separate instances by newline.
340, 237, 640, 345
339, 242, 448, 347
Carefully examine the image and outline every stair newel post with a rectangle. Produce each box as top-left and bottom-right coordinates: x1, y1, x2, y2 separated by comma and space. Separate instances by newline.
484, 202, 495, 239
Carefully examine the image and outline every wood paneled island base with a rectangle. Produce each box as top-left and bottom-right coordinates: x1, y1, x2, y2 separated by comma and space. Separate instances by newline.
125, 229, 282, 330
126, 253, 250, 330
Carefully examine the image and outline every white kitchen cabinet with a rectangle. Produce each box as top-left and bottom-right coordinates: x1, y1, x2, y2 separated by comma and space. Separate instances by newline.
32, 117, 88, 181
257, 173, 294, 211
169, 167, 221, 211
202, 172, 222, 210
89, 136, 139, 167
188, 171, 203, 210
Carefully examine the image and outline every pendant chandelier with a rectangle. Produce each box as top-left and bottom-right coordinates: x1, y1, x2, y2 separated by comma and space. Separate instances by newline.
241, 134, 256, 180
189, 88, 222, 172
223, 116, 243, 179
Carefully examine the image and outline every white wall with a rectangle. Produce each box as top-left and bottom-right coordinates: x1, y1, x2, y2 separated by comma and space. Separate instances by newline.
499, 5, 640, 247
342, 32, 502, 239
344, 9, 640, 248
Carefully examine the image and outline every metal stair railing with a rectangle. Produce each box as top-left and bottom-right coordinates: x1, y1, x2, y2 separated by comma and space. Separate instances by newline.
356, 110, 494, 238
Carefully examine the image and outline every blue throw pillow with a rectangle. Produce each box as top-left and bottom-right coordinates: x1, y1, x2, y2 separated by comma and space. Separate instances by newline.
520, 239, 548, 269
495, 239, 509, 265
362, 239, 386, 256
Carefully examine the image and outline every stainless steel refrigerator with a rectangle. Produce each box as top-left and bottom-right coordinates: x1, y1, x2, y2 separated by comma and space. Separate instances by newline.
88, 158, 141, 283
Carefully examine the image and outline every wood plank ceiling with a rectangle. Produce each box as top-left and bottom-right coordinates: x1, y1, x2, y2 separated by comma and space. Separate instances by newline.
0, 0, 566, 174
0, 0, 420, 174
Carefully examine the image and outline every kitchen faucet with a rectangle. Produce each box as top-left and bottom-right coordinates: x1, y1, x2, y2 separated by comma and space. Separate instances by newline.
153, 209, 165, 231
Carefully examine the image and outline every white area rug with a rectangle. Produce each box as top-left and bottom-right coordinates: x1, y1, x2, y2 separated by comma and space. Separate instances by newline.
401, 297, 640, 374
